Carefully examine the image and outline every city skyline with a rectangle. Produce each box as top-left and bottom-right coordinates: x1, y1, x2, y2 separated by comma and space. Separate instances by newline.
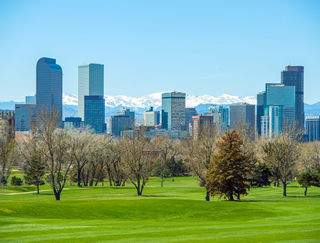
0, 1, 319, 103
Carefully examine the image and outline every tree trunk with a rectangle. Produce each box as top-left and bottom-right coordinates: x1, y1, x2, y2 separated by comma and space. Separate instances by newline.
205, 187, 210, 201
54, 189, 61, 200
89, 178, 94, 187
237, 192, 240, 200
277, 180, 279, 187
37, 183, 39, 194
304, 187, 307, 196
161, 175, 164, 187
283, 183, 287, 197
137, 178, 142, 196
228, 194, 234, 201
77, 169, 81, 187
107, 167, 113, 186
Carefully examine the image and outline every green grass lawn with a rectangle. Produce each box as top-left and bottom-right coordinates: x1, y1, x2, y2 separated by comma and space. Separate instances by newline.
0, 175, 320, 242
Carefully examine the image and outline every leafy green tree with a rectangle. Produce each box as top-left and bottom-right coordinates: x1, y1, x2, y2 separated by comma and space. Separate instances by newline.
206, 130, 250, 201
297, 171, 320, 196
11, 176, 23, 186
24, 151, 46, 194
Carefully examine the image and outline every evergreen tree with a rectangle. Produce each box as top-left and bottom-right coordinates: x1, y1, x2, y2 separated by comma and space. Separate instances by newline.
24, 151, 45, 194
250, 163, 272, 187
206, 130, 250, 201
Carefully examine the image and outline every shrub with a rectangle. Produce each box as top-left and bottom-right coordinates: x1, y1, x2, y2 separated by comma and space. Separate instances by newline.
11, 176, 23, 186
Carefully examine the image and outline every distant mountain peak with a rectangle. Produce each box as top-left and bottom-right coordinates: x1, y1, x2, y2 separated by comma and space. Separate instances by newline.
63, 92, 257, 109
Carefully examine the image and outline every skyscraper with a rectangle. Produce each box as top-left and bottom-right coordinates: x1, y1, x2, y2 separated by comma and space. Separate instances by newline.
256, 92, 265, 135
117, 108, 135, 125
203, 105, 229, 130
306, 116, 320, 142
36, 57, 63, 121
109, 115, 131, 137
261, 105, 283, 138
78, 64, 104, 121
230, 103, 255, 130
25, 96, 36, 105
265, 83, 295, 127
15, 104, 36, 131
84, 95, 106, 134
281, 65, 304, 129
257, 83, 296, 137
185, 108, 198, 130
144, 107, 160, 126
162, 92, 186, 131
192, 115, 213, 139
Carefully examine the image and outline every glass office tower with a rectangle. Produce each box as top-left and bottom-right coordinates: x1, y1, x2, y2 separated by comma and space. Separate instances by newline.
281, 66, 304, 129
162, 92, 186, 131
185, 108, 198, 130
203, 105, 229, 130
14, 104, 36, 131
36, 57, 63, 122
78, 64, 104, 121
25, 96, 36, 105
256, 92, 265, 135
261, 105, 283, 138
109, 115, 131, 137
84, 95, 106, 134
117, 108, 135, 125
265, 84, 295, 127
306, 116, 320, 142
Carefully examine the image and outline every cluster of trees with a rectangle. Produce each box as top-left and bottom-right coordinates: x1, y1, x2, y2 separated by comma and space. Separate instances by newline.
1, 108, 320, 201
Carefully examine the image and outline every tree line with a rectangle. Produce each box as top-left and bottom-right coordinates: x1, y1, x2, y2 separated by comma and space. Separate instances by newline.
1, 108, 320, 201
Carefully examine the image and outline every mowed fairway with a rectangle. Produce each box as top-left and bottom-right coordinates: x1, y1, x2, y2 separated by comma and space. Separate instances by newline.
0, 176, 320, 242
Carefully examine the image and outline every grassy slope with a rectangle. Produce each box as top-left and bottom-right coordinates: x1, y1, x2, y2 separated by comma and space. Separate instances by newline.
0, 176, 320, 242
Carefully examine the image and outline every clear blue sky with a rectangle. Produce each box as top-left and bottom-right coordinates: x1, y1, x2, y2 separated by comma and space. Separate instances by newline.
0, 0, 319, 103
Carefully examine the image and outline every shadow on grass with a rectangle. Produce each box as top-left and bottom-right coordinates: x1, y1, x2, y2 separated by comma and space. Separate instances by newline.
287, 195, 320, 198
142, 194, 178, 198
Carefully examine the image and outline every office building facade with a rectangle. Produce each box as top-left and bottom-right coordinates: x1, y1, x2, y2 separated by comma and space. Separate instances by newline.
25, 96, 36, 105
281, 65, 304, 129
306, 116, 320, 142
230, 103, 255, 130
162, 92, 186, 131
78, 64, 104, 121
256, 92, 265, 135
15, 104, 36, 131
64, 117, 84, 130
36, 57, 63, 121
261, 105, 283, 138
84, 95, 106, 134
192, 115, 213, 139
109, 115, 131, 137
265, 83, 295, 127
185, 108, 198, 130
144, 107, 160, 126
203, 105, 229, 130
117, 108, 135, 125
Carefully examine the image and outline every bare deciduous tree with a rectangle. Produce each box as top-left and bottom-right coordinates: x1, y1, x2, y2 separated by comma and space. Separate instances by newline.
119, 127, 155, 196
183, 121, 221, 201
152, 135, 180, 187
68, 127, 93, 187
32, 107, 72, 200
262, 126, 303, 196
0, 120, 18, 186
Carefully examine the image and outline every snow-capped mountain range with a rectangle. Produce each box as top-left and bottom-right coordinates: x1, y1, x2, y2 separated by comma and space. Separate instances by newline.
62, 92, 256, 109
